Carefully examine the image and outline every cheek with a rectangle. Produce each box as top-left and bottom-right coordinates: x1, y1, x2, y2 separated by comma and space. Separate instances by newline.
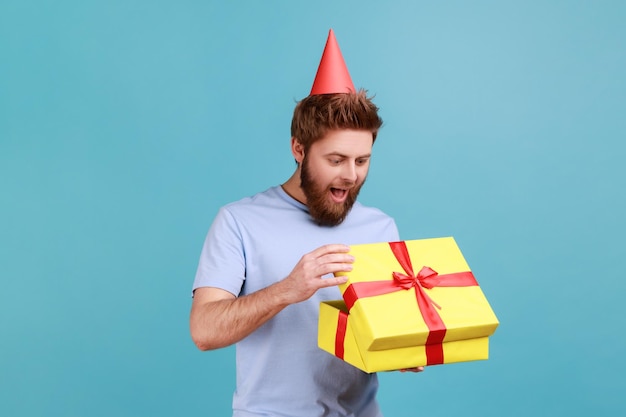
311, 164, 337, 182
357, 165, 370, 179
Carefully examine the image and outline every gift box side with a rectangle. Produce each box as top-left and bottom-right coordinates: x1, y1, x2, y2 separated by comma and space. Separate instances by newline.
318, 301, 369, 373
319, 301, 492, 373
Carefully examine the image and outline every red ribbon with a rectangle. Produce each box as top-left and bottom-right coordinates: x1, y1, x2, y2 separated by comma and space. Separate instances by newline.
335, 310, 348, 360
341, 241, 478, 365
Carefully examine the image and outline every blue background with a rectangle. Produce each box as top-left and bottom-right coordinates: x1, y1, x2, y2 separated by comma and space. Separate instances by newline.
2, 1, 625, 416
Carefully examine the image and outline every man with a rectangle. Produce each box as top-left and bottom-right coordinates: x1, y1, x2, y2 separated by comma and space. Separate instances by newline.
190, 30, 420, 417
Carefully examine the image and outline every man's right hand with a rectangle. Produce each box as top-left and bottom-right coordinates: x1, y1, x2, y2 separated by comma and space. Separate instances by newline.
278, 244, 354, 304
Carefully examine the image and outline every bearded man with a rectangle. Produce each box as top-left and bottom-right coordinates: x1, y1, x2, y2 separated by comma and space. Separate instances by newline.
190, 30, 419, 417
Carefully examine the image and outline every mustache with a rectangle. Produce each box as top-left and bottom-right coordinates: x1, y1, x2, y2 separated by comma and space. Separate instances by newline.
330, 182, 356, 189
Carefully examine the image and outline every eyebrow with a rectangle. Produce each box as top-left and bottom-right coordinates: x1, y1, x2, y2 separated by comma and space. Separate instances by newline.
325, 152, 372, 159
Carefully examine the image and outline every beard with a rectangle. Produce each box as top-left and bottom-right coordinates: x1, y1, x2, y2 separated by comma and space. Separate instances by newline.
300, 157, 365, 227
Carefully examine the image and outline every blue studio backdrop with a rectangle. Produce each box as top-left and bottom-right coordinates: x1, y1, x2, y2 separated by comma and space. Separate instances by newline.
1, 1, 625, 416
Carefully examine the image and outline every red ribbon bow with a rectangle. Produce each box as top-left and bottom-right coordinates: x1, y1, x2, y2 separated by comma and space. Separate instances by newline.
338, 241, 478, 365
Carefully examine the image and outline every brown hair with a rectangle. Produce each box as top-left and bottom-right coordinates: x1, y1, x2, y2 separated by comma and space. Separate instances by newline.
290, 90, 383, 150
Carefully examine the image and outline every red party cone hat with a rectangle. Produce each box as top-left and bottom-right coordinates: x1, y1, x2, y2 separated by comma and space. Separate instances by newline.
310, 29, 355, 95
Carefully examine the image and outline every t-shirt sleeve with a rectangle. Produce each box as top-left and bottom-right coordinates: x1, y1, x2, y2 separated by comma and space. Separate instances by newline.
192, 206, 246, 297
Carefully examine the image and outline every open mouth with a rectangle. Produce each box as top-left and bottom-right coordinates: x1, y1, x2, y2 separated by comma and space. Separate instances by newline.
330, 187, 348, 203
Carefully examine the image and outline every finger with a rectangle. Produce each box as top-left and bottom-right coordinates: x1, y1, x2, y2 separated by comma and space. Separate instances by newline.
317, 252, 355, 265
399, 366, 425, 373
313, 259, 354, 277
316, 275, 349, 289
312, 244, 351, 257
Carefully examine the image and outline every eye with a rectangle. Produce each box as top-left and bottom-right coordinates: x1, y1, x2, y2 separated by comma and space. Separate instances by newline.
356, 158, 369, 166
329, 158, 342, 165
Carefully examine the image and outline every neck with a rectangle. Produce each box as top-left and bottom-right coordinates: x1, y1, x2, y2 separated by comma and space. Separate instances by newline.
281, 169, 307, 205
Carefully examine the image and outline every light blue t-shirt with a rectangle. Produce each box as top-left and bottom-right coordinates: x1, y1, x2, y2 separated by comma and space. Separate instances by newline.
193, 186, 399, 417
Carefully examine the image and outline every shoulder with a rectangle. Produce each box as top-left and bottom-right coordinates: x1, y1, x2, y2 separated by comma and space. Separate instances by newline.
222, 189, 270, 208
216, 186, 305, 231
221, 186, 286, 214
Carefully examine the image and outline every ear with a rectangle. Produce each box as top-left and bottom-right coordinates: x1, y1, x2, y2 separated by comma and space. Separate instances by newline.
290, 137, 305, 164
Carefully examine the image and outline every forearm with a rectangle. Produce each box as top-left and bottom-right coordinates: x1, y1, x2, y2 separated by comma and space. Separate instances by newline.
190, 243, 353, 350
190, 281, 292, 351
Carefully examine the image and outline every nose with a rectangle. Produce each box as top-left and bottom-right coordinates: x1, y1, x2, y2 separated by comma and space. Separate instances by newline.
341, 161, 358, 183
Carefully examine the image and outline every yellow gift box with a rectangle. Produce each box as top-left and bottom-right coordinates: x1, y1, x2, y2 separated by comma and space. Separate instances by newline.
318, 300, 490, 373
335, 237, 499, 364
